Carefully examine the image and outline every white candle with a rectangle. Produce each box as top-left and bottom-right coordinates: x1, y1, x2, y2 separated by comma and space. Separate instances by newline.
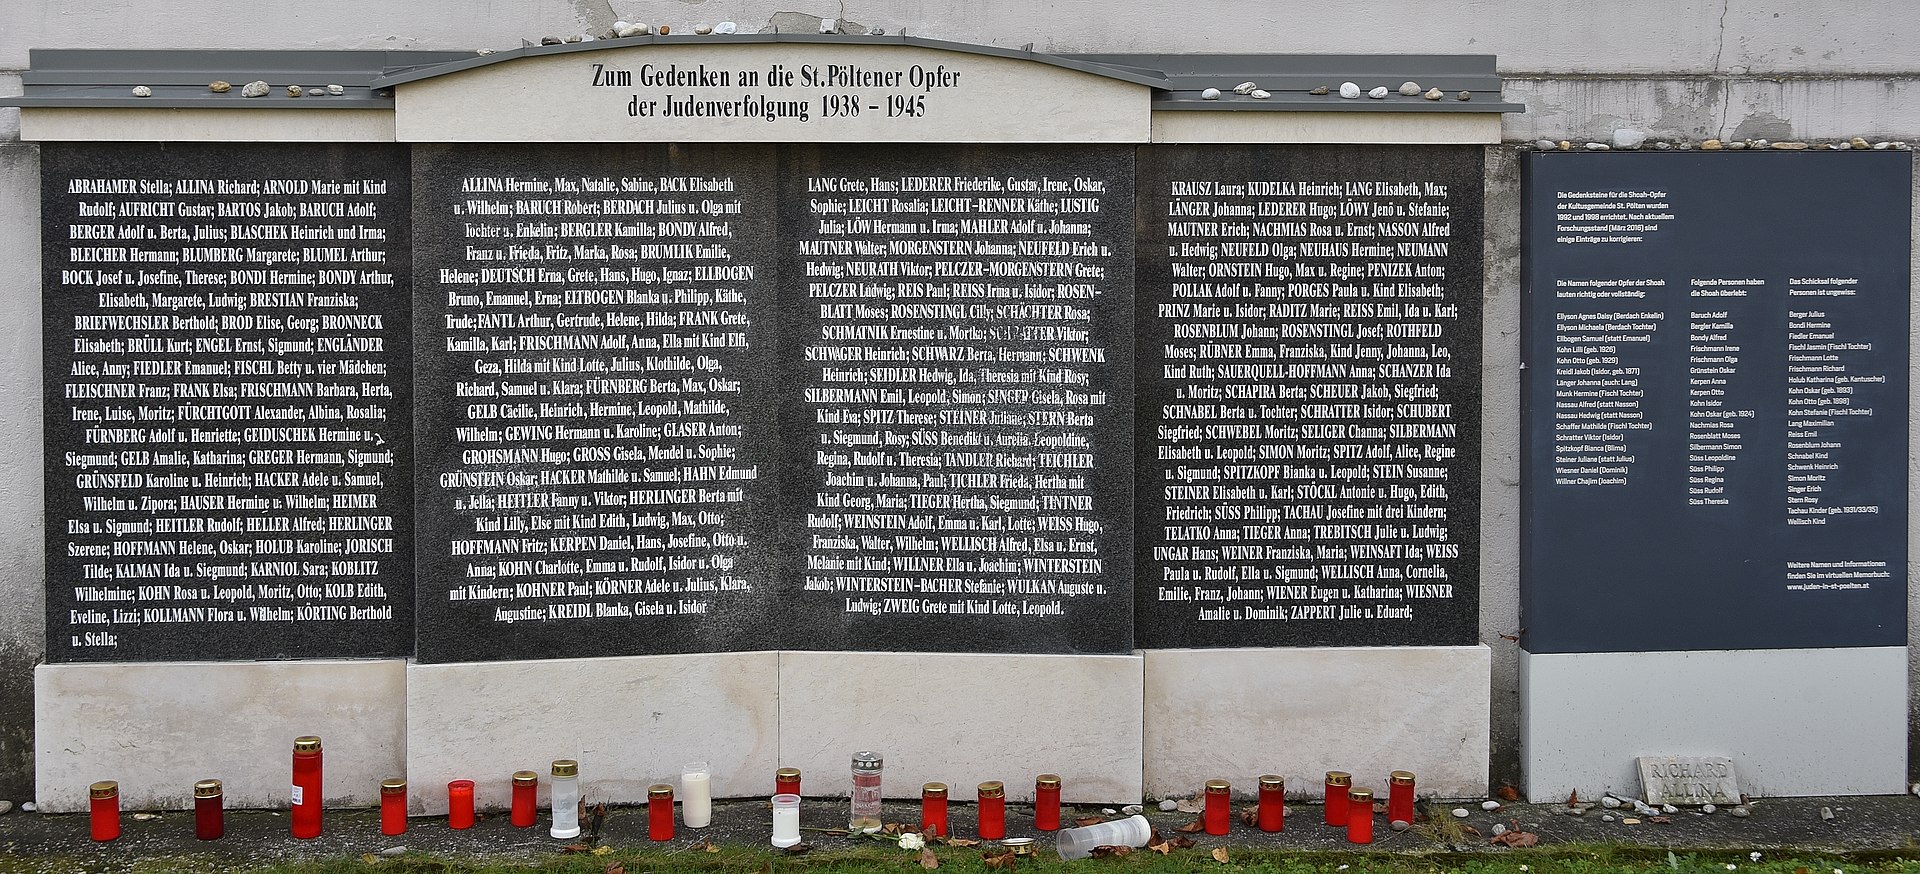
681, 761, 712, 828
771, 793, 801, 847
549, 760, 581, 840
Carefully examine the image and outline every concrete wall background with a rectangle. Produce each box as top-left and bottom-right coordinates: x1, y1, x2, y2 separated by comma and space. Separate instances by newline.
1, 0, 1915, 799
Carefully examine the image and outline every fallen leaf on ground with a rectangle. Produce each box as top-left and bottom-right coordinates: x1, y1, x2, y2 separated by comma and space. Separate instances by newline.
883, 822, 906, 835
784, 843, 813, 856
1650, 816, 1673, 824
1212, 847, 1231, 863
1089, 845, 1132, 859
1490, 830, 1539, 848
945, 837, 980, 848
1147, 839, 1173, 856
1239, 806, 1258, 825
983, 849, 1018, 869
1176, 818, 1207, 833
561, 844, 593, 854
1460, 824, 1483, 837
1169, 836, 1196, 849
699, 839, 721, 853
359, 854, 378, 865
1498, 785, 1520, 801
920, 847, 939, 869
1074, 815, 1108, 827
605, 865, 625, 874
1175, 797, 1204, 814
1568, 790, 1580, 806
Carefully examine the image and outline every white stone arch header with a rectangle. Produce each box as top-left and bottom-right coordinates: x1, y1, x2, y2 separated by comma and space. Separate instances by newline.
385, 39, 1156, 143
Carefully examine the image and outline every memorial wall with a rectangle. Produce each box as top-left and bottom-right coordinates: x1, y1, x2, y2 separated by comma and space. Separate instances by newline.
41, 140, 1485, 662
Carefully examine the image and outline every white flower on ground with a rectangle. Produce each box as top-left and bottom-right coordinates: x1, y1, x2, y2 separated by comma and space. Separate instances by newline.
1726, 865, 1738, 871
1751, 853, 1763, 862
898, 833, 925, 850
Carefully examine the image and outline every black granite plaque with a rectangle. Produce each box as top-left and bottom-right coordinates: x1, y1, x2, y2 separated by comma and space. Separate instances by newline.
412, 144, 781, 663
43, 142, 413, 662
1134, 145, 1484, 649
778, 144, 1135, 654
1521, 152, 1909, 653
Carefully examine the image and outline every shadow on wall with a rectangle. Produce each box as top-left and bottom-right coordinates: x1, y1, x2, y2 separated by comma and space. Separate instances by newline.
0, 641, 35, 799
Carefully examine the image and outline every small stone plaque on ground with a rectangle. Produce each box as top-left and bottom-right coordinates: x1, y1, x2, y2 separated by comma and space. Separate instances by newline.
1637, 755, 1740, 805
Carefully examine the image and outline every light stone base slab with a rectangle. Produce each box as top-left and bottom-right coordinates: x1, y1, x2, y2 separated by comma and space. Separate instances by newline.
1142, 646, 1491, 800
36, 660, 406, 813
1520, 647, 1908, 800
405, 652, 778, 814
777, 651, 1143, 804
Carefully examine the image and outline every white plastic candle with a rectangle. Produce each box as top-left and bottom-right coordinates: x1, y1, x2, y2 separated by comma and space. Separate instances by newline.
681, 761, 712, 828
549, 759, 581, 839
771, 793, 801, 847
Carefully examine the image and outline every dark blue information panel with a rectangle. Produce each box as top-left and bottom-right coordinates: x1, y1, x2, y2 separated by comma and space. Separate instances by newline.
1522, 152, 1909, 654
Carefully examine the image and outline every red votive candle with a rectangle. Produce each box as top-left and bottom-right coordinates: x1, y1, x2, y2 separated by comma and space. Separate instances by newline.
291, 736, 323, 839
1257, 774, 1284, 833
921, 782, 949, 836
448, 779, 475, 829
194, 779, 224, 841
510, 770, 537, 828
1203, 779, 1231, 835
648, 784, 675, 841
977, 781, 1006, 840
89, 781, 120, 842
1346, 788, 1374, 844
380, 778, 407, 836
776, 767, 802, 797
1387, 771, 1416, 825
1034, 774, 1061, 831
1323, 771, 1351, 827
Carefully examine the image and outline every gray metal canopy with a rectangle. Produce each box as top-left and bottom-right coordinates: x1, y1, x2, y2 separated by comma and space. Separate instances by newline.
0, 37, 1523, 114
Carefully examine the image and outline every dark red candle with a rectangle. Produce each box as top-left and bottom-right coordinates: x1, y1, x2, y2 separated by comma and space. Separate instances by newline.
291, 736, 323, 839
1323, 771, 1351, 827
776, 767, 801, 797
920, 782, 948, 836
1257, 774, 1284, 833
976, 781, 1005, 840
88, 781, 120, 842
380, 778, 407, 836
1034, 774, 1061, 831
448, 780, 475, 829
1387, 771, 1415, 825
510, 770, 537, 827
1203, 780, 1230, 835
194, 779, 224, 841
1346, 788, 1374, 844
648, 784, 675, 841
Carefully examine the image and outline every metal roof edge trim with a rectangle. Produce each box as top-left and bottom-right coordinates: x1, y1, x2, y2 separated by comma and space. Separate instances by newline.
0, 44, 1522, 114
